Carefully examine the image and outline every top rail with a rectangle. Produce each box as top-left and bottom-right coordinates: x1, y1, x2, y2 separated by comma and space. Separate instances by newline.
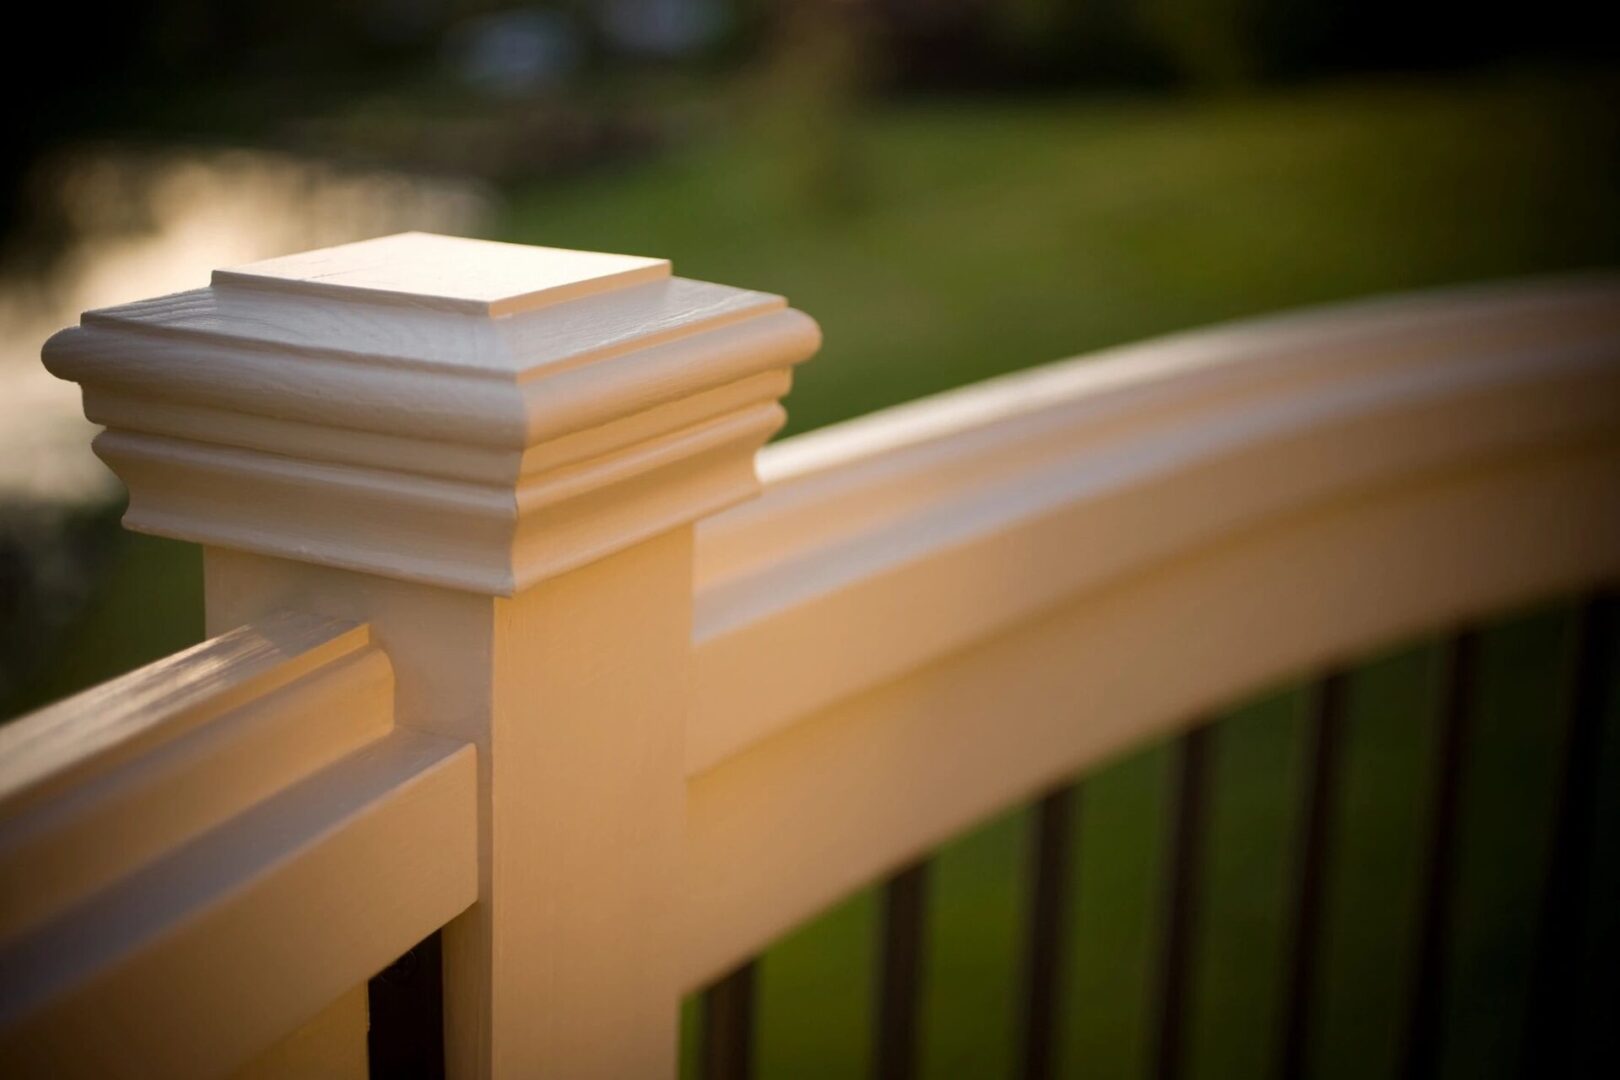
0, 613, 477, 1077
691, 276, 1620, 775
0, 612, 359, 816
680, 276, 1620, 984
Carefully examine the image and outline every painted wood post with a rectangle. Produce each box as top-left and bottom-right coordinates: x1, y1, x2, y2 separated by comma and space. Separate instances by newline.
43, 233, 820, 1077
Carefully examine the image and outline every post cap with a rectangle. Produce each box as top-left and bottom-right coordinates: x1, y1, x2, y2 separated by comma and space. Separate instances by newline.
44, 233, 821, 594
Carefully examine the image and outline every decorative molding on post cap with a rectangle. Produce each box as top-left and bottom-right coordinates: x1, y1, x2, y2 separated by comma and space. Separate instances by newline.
44, 232, 821, 594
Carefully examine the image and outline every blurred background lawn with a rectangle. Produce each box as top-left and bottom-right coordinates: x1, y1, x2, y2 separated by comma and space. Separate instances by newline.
1, 2, 1617, 1076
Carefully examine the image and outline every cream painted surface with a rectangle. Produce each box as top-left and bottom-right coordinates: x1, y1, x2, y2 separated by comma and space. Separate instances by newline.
42, 233, 821, 593
149, 233, 811, 1078
24, 233, 1620, 1078
0, 615, 477, 1078
684, 441, 1620, 985
0, 622, 391, 941
0, 612, 365, 815
231, 985, 368, 1080
216, 232, 669, 316
690, 276, 1620, 774
207, 532, 693, 1079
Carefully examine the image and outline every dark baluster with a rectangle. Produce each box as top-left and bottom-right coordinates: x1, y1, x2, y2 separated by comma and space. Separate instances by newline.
1020, 784, 1079, 1080
1152, 722, 1215, 1080
1521, 592, 1617, 1075
874, 861, 930, 1080
1399, 629, 1481, 1079
367, 931, 447, 1080
703, 961, 758, 1080
1276, 672, 1351, 1078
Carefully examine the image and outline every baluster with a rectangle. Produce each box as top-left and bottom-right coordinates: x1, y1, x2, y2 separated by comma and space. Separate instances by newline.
703, 962, 758, 1080
1521, 592, 1617, 1074
1152, 722, 1215, 1080
369, 933, 447, 1080
1019, 783, 1079, 1080
1399, 629, 1481, 1079
874, 861, 931, 1080
1275, 672, 1351, 1078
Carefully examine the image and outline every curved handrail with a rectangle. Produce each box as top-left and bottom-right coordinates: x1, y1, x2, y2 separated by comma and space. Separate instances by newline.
681, 276, 1620, 986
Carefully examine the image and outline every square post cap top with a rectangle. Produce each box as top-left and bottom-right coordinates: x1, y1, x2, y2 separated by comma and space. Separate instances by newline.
45, 232, 820, 442
212, 232, 673, 317
41, 233, 821, 593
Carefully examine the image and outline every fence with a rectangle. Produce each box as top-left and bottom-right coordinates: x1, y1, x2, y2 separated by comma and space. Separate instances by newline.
1, 232, 1616, 1077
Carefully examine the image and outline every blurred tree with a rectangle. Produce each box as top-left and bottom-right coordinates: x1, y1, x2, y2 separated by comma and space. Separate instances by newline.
989, 0, 1174, 87
4, 0, 1616, 256
745, 0, 878, 215
1140, 0, 1260, 89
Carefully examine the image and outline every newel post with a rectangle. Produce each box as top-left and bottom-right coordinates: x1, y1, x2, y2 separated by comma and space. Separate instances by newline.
43, 233, 820, 1077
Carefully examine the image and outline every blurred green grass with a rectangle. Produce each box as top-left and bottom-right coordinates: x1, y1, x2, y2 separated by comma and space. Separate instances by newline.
499, 70, 1620, 437
8, 70, 1619, 1078
728, 606, 1618, 1080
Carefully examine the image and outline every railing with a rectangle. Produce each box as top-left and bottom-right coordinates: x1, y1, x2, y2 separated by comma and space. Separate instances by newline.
1, 232, 1616, 1078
